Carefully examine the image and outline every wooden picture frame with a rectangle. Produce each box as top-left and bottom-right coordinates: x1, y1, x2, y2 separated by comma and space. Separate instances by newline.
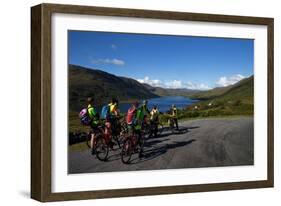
31, 3, 274, 202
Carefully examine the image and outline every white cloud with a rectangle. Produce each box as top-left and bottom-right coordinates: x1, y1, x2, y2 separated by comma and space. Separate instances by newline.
216, 74, 245, 87
137, 76, 211, 90
137, 74, 245, 90
165, 80, 183, 89
186, 82, 211, 90
137, 76, 162, 87
92, 58, 125, 66
110, 59, 124, 66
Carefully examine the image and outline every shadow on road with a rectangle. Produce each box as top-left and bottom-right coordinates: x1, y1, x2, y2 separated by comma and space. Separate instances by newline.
186, 126, 200, 130
88, 124, 199, 164
152, 125, 200, 139
129, 139, 196, 164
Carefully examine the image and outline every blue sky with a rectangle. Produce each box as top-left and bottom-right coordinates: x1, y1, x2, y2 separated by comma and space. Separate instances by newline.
68, 30, 254, 90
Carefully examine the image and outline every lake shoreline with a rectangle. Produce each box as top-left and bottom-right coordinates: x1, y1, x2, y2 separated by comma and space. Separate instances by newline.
95, 96, 199, 114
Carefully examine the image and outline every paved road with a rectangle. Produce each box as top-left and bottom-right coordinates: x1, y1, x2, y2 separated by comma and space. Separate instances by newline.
68, 117, 253, 174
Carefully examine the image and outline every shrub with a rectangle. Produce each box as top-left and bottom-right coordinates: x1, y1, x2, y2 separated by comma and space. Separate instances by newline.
234, 100, 242, 106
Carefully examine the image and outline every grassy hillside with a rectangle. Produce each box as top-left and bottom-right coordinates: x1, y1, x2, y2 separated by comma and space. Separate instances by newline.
180, 76, 254, 118
213, 75, 254, 104
69, 64, 159, 111
190, 76, 253, 101
190, 85, 233, 100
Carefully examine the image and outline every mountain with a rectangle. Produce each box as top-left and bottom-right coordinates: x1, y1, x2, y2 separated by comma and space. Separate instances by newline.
190, 76, 253, 101
213, 75, 253, 104
181, 75, 254, 118
189, 75, 254, 109
69, 65, 159, 111
189, 85, 233, 100
142, 83, 199, 97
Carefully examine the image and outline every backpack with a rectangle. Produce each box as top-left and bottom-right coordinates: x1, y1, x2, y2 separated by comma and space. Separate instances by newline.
79, 108, 92, 126
126, 107, 136, 124
101, 105, 110, 119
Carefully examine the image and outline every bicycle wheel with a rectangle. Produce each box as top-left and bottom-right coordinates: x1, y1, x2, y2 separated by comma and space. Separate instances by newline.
158, 123, 164, 135
142, 122, 150, 135
138, 135, 145, 158
112, 135, 121, 149
95, 134, 109, 161
148, 123, 157, 138
121, 138, 133, 164
119, 124, 127, 146
86, 134, 91, 148
169, 119, 175, 134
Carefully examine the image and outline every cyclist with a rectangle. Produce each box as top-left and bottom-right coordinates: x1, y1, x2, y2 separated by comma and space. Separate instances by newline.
150, 105, 159, 137
126, 101, 139, 135
100, 98, 119, 149
136, 103, 148, 157
141, 100, 150, 117
109, 97, 119, 117
108, 97, 120, 135
87, 97, 101, 154
138, 100, 150, 130
126, 101, 145, 157
171, 104, 179, 130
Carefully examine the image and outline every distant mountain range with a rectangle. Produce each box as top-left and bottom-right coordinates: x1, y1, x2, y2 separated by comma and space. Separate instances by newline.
69, 64, 253, 111
142, 83, 199, 97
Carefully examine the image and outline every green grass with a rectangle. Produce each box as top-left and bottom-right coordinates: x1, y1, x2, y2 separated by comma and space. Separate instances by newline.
157, 97, 253, 124
69, 110, 90, 133
69, 141, 89, 152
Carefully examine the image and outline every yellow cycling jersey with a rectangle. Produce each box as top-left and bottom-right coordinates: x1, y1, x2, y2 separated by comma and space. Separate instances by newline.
150, 109, 159, 120
108, 102, 117, 114
172, 107, 177, 117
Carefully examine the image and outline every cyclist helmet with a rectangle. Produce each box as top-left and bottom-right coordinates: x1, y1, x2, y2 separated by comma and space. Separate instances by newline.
112, 97, 118, 105
87, 97, 94, 104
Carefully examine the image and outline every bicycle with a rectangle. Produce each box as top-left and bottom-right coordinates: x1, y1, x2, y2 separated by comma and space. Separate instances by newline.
85, 124, 123, 161
94, 126, 110, 161
141, 116, 151, 136
86, 131, 94, 148
147, 119, 162, 138
157, 122, 164, 135
144, 116, 164, 138
121, 127, 145, 164
167, 116, 178, 133
86, 118, 125, 149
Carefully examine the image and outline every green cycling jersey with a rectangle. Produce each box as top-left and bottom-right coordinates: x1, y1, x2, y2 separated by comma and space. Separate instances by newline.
87, 104, 99, 126
140, 104, 150, 116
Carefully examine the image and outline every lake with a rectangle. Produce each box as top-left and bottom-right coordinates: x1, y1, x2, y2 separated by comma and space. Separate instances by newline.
97, 96, 198, 114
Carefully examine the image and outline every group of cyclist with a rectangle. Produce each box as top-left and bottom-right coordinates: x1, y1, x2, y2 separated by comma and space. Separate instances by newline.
83, 97, 179, 156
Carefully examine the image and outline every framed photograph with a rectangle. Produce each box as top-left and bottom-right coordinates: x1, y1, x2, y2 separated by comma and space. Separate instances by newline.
31, 3, 274, 202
